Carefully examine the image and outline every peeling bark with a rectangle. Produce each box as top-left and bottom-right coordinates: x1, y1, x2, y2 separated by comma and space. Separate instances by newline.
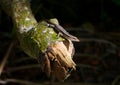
0, 0, 79, 81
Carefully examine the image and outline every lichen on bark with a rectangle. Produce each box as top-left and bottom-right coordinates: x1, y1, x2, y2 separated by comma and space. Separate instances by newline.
32, 21, 63, 52
5, 0, 63, 57
0, 0, 78, 81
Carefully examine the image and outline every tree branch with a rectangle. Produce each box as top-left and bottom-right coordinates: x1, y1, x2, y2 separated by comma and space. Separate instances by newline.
0, 0, 79, 81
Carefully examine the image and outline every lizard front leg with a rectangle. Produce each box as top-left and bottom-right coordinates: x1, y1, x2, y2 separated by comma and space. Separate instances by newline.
46, 23, 63, 38
46, 19, 80, 42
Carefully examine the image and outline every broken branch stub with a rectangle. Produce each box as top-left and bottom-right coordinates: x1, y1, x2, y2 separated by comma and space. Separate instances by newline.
0, 0, 79, 81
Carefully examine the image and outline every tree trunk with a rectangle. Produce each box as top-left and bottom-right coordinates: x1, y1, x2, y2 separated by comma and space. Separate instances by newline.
0, 0, 79, 81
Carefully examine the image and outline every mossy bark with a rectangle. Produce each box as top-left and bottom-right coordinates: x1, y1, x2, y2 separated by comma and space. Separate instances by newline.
0, 0, 77, 81
0, 0, 62, 58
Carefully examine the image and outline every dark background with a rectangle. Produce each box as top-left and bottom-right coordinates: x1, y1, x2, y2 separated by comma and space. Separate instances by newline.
0, 0, 120, 85
31, 0, 120, 32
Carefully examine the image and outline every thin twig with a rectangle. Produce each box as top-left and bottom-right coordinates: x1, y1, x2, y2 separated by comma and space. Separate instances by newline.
0, 41, 14, 76
112, 76, 120, 85
6, 64, 41, 72
80, 38, 117, 49
0, 78, 43, 85
77, 64, 99, 70
74, 53, 108, 68
11, 57, 35, 64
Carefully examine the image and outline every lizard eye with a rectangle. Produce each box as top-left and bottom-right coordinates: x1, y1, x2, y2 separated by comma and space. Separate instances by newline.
47, 24, 55, 28
46, 23, 50, 27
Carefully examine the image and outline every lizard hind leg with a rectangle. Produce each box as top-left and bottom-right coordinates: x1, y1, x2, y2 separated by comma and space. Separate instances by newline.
57, 32, 63, 38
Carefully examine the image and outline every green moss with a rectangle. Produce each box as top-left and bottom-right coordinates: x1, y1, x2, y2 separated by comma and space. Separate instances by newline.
32, 21, 63, 52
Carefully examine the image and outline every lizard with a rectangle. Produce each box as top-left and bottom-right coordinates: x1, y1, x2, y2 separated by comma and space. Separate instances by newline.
46, 18, 80, 42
